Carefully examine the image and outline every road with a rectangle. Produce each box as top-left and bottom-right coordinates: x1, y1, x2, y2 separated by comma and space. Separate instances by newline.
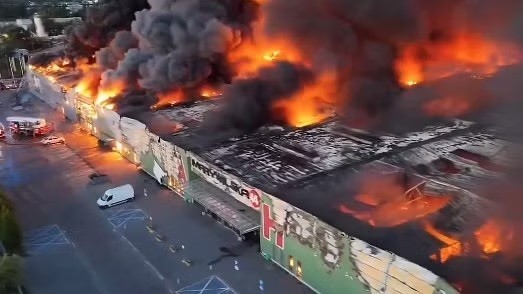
0, 90, 311, 294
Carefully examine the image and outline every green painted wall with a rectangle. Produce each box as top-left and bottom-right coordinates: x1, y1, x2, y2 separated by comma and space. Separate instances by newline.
261, 194, 366, 293
260, 193, 459, 294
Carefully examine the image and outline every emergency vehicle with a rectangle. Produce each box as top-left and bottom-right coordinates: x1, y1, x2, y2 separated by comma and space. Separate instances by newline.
6, 117, 54, 136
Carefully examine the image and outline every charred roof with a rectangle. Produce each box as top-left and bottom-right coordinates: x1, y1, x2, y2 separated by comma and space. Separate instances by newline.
265, 127, 515, 290
127, 100, 219, 140
198, 119, 476, 191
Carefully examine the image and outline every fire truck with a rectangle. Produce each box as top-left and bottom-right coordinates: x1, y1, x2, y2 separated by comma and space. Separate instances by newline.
6, 117, 54, 136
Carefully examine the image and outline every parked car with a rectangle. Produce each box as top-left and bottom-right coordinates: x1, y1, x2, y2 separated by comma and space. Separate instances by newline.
88, 172, 109, 185
41, 135, 65, 145
97, 184, 135, 209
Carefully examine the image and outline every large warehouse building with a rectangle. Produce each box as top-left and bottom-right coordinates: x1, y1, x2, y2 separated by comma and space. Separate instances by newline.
27, 67, 521, 294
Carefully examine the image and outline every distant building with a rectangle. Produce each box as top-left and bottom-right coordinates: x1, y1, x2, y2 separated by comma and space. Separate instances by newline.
0, 21, 17, 28
16, 19, 33, 30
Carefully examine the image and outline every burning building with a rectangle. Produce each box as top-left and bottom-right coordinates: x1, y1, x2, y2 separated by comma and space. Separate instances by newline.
26, 0, 523, 293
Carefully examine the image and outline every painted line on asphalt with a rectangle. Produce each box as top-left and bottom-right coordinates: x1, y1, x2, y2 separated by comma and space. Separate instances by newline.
118, 231, 167, 282
107, 209, 148, 229
67, 238, 111, 294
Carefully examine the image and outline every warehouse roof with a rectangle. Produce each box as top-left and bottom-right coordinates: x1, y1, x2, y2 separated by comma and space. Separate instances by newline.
199, 119, 476, 191
272, 127, 508, 284
128, 100, 220, 140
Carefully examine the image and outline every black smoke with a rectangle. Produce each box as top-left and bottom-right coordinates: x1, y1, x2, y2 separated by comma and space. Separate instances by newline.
95, 31, 139, 71
205, 61, 314, 133
65, 0, 150, 62
227, 0, 523, 134
99, 0, 259, 103
29, 52, 65, 67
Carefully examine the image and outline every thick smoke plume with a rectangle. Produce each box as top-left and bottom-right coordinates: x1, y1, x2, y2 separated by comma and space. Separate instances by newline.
100, 0, 259, 104
66, 0, 150, 62
206, 61, 314, 132
203, 0, 523, 131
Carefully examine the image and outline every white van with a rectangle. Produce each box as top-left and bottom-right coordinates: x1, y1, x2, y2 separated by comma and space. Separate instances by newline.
97, 184, 135, 209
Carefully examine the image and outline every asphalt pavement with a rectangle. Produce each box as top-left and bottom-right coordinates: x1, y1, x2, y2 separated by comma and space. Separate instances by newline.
0, 90, 311, 294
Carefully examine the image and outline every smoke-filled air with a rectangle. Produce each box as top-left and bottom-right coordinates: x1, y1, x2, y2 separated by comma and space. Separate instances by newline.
28, 1, 523, 292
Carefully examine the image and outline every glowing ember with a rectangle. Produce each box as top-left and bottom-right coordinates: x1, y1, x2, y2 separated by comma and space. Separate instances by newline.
424, 219, 514, 264
200, 86, 221, 98
424, 222, 463, 263
423, 96, 473, 118
474, 219, 513, 255
152, 90, 185, 109
339, 176, 452, 227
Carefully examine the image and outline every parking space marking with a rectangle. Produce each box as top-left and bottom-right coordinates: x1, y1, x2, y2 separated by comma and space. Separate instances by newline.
176, 275, 237, 294
25, 224, 70, 254
106, 208, 147, 229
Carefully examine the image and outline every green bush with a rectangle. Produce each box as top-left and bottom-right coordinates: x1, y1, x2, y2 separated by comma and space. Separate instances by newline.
0, 193, 23, 255
0, 254, 23, 293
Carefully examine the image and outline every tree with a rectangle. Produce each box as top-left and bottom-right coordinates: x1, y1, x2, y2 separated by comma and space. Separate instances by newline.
0, 25, 48, 52
0, 255, 23, 294
39, 3, 72, 19
0, 192, 23, 255
43, 19, 67, 36
28, 18, 69, 37
0, 1, 28, 20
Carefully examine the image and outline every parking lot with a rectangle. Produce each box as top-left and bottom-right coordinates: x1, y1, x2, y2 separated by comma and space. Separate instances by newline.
0, 90, 311, 294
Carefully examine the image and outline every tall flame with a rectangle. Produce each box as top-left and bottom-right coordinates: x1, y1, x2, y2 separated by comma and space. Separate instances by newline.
95, 79, 126, 106
395, 33, 522, 87
424, 219, 514, 264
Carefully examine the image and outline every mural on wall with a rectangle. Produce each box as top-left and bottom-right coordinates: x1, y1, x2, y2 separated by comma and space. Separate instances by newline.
93, 106, 121, 140
190, 154, 262, 210
263, 195, 344, 270
120, 117, 149, 156
261, 194, 459, 294
140, 129, 188, 194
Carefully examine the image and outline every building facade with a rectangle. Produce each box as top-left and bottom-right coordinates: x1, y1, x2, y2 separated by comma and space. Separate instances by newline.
27, 68, 460, 294
260, 193, 459, 294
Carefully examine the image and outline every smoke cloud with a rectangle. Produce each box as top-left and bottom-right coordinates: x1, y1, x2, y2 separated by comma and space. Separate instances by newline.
96, 31, 139, 71
66, 0, 150, 61
206, 61, 314, 132
206, 0, 520, 134
100, 0, 258, 100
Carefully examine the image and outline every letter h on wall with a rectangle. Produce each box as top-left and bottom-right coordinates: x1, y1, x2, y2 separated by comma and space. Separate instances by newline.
262, 203, 285, 249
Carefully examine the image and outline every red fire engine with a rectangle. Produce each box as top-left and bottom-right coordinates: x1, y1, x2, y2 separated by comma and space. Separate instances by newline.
6, 117, 54, 136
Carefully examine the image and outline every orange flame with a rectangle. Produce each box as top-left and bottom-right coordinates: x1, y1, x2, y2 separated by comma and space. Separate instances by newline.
95, 79, 126, 105
395, 33, 522, 87
395, 47, 424, 87
424, 222, 464, 263
200, 85, 222, 98
228, 13, 334, 128
152, 90, 185, 109
423, 96, 473, 118
273, 72, 336, 127
75, 70, 101, 98
425, 219, 514, 264
474, 219, 513, 255
339, 176, 451, 227
30, 58, 72, 77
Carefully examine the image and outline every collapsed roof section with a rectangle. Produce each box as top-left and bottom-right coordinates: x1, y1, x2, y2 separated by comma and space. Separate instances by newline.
198, 119, 475, 191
